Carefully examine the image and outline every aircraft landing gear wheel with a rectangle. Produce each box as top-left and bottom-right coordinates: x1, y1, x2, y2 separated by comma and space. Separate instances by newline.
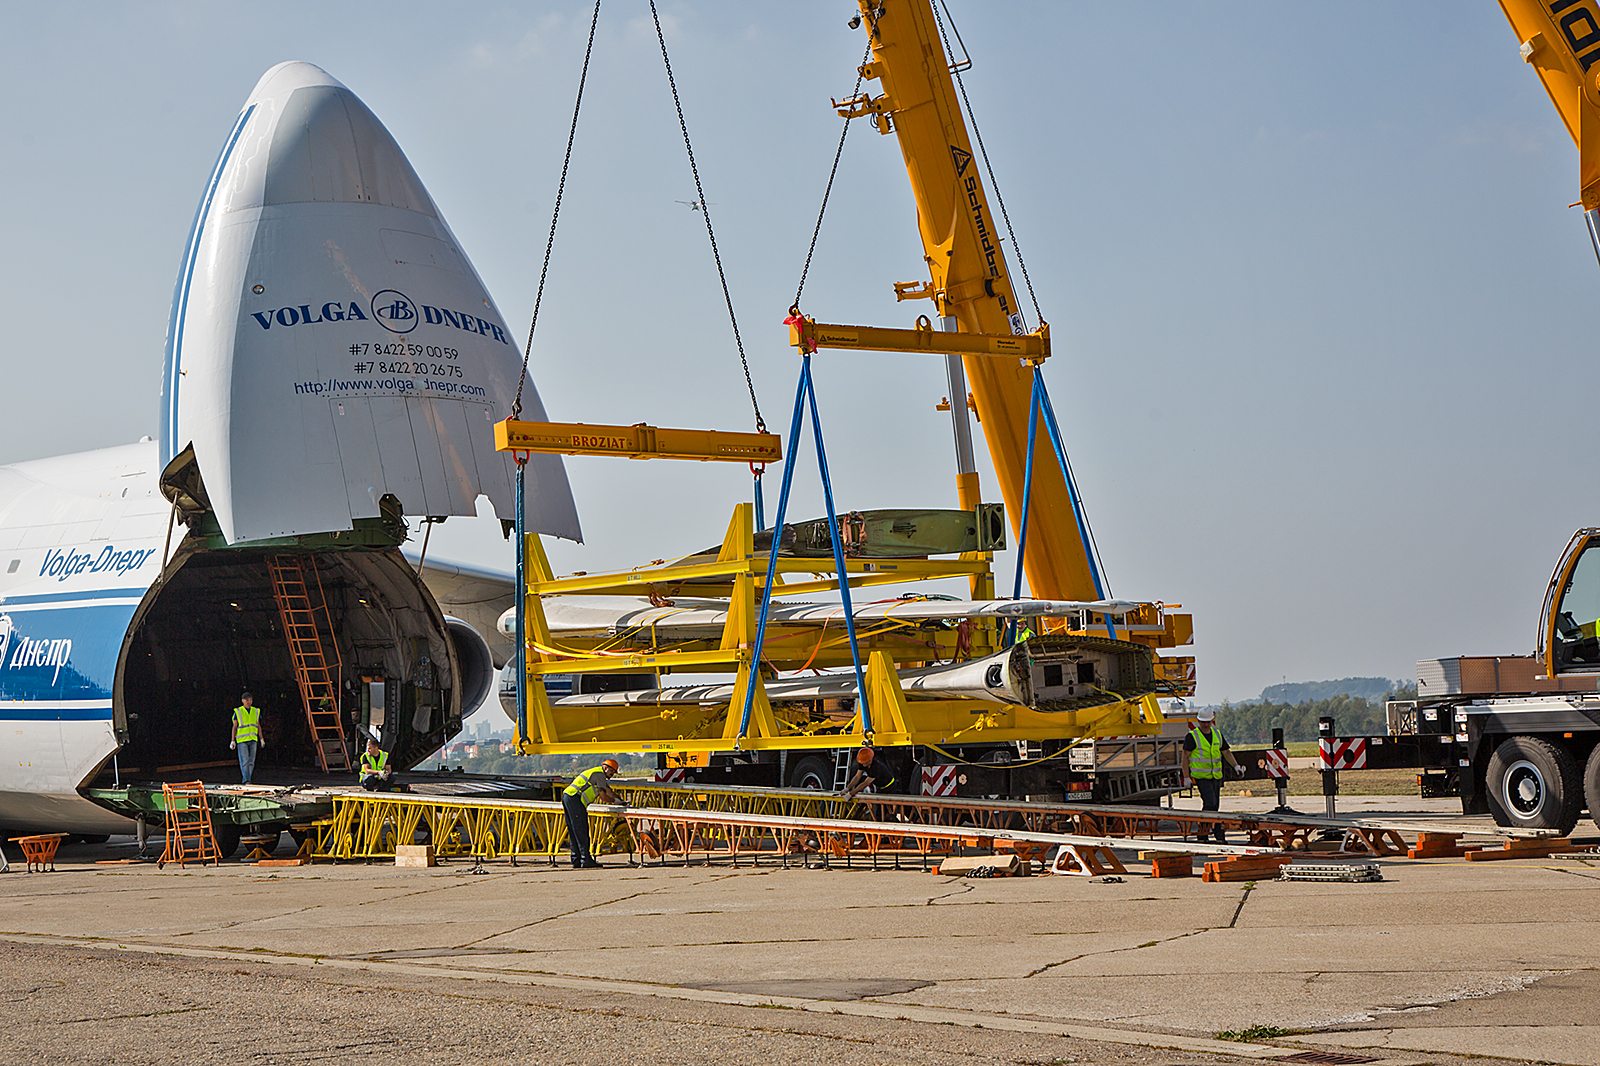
1582, 744, 1600, 834
1486, 736, 1581, 835
788, 755, 831, 791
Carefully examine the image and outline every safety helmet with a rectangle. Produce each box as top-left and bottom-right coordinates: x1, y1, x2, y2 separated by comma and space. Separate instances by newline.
601, 758, 620, 773
1196, 707, 1216, 723
856, 747, 874, 765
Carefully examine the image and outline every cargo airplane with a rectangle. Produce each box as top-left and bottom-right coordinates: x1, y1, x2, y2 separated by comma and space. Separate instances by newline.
0, 62, 577, 835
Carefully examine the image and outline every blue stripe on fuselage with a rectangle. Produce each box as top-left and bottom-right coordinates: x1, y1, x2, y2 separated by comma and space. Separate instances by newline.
0, 702, 113, 721
161, 103, 256, 466
0, 600, 136, 714
0, 587, 149, 605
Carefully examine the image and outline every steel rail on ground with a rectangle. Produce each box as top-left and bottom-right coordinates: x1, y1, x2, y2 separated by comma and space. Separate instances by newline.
298, 790, 1275, 872
610, 782, 1565, 858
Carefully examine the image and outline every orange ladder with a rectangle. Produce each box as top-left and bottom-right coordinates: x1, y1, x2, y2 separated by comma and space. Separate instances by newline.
268, 555, 350, 774
158, 781, 222, 868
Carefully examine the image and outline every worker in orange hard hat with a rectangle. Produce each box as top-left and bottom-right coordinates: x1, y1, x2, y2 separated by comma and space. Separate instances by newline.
561, 758, 624, 868
842, 746, 896, 801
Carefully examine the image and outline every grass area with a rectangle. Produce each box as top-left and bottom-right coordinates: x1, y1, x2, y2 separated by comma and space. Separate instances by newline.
1216, 1024, 1298, 1042
1235, 768, 1422, 797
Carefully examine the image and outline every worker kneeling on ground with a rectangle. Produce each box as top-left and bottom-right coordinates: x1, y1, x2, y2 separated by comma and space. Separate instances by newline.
359, 739, 402, 792
842, 746, 895, 801
1182, 708, 1245, 843
562, 759, 623, 869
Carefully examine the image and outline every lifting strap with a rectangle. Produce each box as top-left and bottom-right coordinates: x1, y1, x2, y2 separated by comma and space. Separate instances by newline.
739, 341, 870, 742
1010, 368, 1115, 642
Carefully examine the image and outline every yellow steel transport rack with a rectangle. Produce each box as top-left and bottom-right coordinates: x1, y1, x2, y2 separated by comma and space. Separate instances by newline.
495, 419, 781, 464
505, 502, 1170, 756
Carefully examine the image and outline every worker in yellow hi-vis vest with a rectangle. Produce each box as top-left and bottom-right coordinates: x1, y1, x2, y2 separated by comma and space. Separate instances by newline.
360, 739, 396, 792
562, 759, 623, 869
1181, 707, 1245, 844
230, 691, 264, 784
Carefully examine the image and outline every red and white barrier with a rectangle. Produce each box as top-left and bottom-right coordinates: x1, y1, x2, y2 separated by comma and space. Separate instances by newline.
655, 767, 688, 784
1262, 748, 1290, 779
1319, 738, 1367, 771
920, 765, 959, 797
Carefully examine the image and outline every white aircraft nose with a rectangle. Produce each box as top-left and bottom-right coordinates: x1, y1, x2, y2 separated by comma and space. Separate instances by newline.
159, 62, 580, 546
222, 60, 437, 218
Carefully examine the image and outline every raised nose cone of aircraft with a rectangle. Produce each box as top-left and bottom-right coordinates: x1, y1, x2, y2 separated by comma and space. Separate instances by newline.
160, 60, 579, 545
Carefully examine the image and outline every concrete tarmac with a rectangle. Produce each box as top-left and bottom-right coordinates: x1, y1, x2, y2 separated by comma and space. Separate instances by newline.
0, 797, 1595, 1065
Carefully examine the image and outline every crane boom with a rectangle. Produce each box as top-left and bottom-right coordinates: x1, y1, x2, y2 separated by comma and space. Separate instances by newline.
1499, 0, 1600, 209
846, 0, 1097, 601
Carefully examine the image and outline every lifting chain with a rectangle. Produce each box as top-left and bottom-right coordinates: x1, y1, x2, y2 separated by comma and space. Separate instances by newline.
512, 0, 603, 423
649, 0, 767, 435
792, 45, 872, 313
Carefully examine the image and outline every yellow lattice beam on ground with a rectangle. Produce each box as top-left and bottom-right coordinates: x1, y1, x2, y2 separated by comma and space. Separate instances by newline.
307, 794, 632, 862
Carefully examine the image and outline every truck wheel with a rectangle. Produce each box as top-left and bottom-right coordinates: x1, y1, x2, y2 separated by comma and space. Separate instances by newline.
1582, 745, 1600, 832
788, 756, 831, 791
1485, 737, 1581, 835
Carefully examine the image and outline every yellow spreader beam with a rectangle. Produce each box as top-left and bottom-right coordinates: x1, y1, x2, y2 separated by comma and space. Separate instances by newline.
788, 314, 1049, 363
495, 419, 781, 464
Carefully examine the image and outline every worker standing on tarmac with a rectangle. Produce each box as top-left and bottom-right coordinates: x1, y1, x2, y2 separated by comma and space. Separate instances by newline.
1181, 707, 1245, 843
562, 759, 623, 869
842, 746, 895, 801
230, 691, 263, 785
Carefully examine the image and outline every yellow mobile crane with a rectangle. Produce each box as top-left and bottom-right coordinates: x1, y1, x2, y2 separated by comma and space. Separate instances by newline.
495, 1, 1196, 800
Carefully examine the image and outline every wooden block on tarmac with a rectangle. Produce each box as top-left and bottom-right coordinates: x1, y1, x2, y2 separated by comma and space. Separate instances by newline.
394, 844, 436, 868
255, 858, 308, 867
1148, 853, 1193, 878
936, 854, 1019, 877
1202, 855, 1291, 882
1464, 838, 1568, 861
1409, 831, 1478, 859
1408, 845, 1480, 859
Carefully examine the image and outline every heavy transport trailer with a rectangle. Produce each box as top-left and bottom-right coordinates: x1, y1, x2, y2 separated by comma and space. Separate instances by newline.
1323, 683, 1600, 837
651, 718, 1295, 805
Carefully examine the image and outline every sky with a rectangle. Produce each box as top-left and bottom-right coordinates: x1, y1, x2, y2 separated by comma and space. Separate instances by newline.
0, 2, 1592, 704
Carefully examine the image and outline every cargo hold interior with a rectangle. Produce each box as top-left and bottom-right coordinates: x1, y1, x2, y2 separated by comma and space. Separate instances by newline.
96, 547, 472, 786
